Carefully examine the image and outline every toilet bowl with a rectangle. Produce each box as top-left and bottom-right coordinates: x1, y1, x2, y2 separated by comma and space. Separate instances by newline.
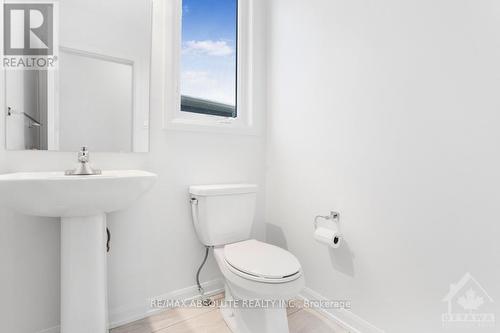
189, 184, 304, 333
214, 240, 304, 333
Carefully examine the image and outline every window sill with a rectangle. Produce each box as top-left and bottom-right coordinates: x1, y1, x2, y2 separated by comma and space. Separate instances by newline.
164, 117, 260, 136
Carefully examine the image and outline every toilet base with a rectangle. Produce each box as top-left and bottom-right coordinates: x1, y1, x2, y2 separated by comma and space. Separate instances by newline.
221, 284, 290, 333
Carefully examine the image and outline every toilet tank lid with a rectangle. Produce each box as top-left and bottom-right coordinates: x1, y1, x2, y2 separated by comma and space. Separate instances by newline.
189, 184, 258, 196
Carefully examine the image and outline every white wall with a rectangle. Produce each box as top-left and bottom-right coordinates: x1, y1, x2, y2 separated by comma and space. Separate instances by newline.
266, 1, 500, 332
0, 0, 267, 332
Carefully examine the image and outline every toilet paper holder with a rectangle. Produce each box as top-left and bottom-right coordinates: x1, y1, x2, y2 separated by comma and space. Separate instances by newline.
314, 211, 340, 230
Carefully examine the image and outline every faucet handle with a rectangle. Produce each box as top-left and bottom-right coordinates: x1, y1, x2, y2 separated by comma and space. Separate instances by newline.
78, 146, 89, 163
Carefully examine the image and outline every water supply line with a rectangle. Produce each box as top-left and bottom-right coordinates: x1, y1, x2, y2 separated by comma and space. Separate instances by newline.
106, 228, 111, 252
196, 246, 213, 306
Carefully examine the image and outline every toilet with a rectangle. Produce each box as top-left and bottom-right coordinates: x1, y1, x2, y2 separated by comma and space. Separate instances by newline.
189, 184, 304, 333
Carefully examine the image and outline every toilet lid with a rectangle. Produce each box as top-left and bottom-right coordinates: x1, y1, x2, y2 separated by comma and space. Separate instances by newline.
224, 239, 301, 280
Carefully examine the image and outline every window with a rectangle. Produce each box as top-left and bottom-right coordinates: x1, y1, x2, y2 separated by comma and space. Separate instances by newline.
180, 0, 238, 118
163, 0, 257, 134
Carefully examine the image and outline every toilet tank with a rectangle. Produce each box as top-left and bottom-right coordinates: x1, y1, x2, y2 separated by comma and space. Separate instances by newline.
189, 184, 258, 246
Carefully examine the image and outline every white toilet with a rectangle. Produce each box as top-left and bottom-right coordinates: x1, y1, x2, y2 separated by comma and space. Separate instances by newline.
189, 184, 304, 333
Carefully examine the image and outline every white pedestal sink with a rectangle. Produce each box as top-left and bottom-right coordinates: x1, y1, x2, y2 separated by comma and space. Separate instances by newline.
0, 170, 157, 333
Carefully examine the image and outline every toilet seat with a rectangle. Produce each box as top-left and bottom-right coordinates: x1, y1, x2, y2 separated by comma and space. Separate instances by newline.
224, 239, 302, 284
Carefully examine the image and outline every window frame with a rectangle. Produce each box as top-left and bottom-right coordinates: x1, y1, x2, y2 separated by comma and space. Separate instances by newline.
163, 0, 257, 135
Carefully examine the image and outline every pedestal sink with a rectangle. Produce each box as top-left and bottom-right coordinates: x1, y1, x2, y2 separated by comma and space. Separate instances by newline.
0, 170, 157, 333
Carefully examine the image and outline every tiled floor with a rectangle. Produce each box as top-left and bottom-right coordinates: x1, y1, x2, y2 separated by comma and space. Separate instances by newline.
111, 294, 349, 333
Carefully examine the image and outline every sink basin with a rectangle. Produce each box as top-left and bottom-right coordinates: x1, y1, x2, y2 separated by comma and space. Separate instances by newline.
0, 170, 157, 217
0, 170, 157, 333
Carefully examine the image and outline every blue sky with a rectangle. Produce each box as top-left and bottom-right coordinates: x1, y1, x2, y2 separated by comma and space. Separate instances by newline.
181, 0, 237, 106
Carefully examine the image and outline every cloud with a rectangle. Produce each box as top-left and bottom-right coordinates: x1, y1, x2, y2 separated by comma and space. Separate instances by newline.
181, 70, 235, 105
183, 40, 234, 57
181, 71, 215, 85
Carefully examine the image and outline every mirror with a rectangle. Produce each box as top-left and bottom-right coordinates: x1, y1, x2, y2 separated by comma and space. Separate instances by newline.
4, 0, 152, 152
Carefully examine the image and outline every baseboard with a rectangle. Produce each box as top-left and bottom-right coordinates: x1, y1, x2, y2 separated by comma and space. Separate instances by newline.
35, 279, 224, 333
108, 278, 224, 329
37, 326, 60, 333
39, 281, 382, 333
299, 287, 385, 333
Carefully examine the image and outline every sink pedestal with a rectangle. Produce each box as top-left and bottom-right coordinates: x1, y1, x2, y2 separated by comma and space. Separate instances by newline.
61, 214, 108, 333
0, 170, 158, 333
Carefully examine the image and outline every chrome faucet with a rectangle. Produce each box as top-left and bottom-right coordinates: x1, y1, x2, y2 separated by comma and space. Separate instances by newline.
65, 146, 102, 176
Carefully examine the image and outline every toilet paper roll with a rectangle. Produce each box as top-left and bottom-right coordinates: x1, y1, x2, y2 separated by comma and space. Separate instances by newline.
314, 227, 342, 249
